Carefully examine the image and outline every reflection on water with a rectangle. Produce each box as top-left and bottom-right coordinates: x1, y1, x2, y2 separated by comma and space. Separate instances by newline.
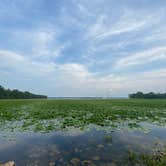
0, 124, 166, 166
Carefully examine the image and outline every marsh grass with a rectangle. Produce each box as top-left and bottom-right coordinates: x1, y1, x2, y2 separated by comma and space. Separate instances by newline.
0, 99, 166, 132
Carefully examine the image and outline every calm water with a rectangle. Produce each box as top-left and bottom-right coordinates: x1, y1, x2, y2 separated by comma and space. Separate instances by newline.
0, 124, 166, 166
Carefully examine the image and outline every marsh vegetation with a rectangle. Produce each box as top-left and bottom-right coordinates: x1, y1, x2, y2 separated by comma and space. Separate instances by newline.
0, 99, 166, 165
0, 99, 166, 132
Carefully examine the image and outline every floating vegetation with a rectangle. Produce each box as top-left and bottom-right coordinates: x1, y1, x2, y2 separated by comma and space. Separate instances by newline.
103, 135, 112, 143
127, 148, 166, 166
0, 99, 166, 132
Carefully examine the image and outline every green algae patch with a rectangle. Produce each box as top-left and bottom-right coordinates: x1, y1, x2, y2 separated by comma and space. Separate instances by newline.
0, 99, 166, 132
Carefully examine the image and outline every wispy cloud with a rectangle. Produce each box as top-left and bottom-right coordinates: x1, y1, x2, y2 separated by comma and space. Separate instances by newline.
10, 25, 70, 61
0, 0, 166, 96
85, 9, 157, 40
115, 46, 166, 69
1, 50, 166, 97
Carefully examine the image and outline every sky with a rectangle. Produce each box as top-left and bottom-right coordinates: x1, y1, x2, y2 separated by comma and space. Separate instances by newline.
0, 0, 166, 97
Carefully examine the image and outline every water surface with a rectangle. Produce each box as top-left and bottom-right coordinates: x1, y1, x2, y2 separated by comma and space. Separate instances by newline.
0, 124, 166, 166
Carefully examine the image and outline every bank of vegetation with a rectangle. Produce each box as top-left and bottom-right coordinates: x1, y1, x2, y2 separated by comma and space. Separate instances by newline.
0, 85, 47, 99
129, 92, 166, 99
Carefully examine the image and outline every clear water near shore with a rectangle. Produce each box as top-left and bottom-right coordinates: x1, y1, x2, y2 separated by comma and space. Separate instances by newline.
0, 123, 166, 166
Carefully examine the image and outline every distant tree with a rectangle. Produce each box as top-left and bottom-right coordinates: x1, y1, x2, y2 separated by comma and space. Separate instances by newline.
0, 86, 6, 99
0, 85, 47, 99
129, 92, 166, 99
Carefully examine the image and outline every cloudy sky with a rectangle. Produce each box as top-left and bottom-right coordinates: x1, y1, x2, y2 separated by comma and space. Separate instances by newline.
0, 0, 166, 97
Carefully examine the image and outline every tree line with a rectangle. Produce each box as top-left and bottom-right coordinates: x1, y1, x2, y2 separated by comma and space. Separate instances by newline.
129, 92, 166, 99
0, 85, 47, 99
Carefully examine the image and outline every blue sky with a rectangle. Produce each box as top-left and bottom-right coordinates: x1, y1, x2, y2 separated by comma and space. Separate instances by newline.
0, 0, 166, 97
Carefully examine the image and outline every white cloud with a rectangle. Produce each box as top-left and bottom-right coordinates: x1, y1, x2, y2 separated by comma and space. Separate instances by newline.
1, 50, 166, 97
120, 68, 166, 95
115, 46, 166, 69
80, 6, 165, 67
77, 3, 93, 17
0, 1, 166, 97
0, 50, 124, 96
11, 26, 69, 60
85, 9, 156, 41
142, 68, 166, 78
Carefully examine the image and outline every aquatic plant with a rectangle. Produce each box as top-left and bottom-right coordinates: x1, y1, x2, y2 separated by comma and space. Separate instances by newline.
127, 148, 166, 166
0, 99, 166, 132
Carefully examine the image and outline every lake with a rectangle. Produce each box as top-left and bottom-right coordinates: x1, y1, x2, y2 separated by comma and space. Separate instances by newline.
0, 99, 166, 165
